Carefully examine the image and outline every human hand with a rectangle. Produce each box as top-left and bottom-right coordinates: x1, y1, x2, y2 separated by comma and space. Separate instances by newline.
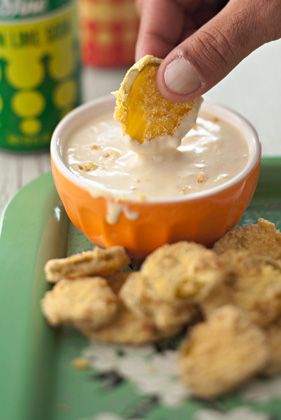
136, 0, 281, 102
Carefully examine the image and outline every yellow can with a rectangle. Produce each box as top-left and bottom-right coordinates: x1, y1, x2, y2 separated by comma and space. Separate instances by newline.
0, 1, 81, 151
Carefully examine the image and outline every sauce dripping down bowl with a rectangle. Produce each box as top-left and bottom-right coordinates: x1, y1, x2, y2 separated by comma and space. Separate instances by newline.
51, 95, 261, 258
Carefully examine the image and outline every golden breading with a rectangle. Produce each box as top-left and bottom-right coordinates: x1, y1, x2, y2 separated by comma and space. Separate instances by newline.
179, 305, 269, 399
263, 318, 281, 376
113, 55, 202, 144
44, 246, 130, 283
120, 271, 200, 331
201, 251, 281, 327
105, 270, 131, 295
213, 218, 281, 259
41, 277, 118, 329
141, 241, 226, 303
82, 303, 181, 345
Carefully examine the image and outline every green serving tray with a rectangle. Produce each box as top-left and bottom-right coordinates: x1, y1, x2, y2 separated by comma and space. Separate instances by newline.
1, 158, 281, 420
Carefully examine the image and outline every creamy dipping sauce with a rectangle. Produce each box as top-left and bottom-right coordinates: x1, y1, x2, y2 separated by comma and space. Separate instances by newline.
64, 111, 249, 202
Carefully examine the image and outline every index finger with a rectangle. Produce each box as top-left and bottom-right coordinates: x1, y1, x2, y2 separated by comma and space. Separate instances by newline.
135, 0, 185, 60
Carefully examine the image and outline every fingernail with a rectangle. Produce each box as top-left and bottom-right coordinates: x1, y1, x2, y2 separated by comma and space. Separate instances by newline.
164, 57, 201, 95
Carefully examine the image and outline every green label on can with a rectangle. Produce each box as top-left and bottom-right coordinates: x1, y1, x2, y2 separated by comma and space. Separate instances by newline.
0, 0, 71, 20
0, 2, 81, 151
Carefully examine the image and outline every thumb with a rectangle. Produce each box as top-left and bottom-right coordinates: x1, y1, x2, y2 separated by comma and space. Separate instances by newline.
157, 0, 274, 103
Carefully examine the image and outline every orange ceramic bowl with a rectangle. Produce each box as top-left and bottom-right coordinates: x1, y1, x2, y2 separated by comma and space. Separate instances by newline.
50, 96, 261, 258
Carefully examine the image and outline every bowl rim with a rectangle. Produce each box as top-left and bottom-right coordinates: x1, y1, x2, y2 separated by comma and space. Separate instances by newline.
50, 95, 261, 204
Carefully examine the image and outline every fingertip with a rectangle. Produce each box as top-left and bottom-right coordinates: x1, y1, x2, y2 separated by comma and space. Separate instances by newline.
156, 55, 203, 103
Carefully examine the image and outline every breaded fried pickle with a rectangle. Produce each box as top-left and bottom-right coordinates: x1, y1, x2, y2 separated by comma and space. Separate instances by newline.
214, 218, 281, 259
45, 246, 130, 283
41, 277, 118, 329
201, 251, 281, 327
113, 55, 202, 144
179, 305, 269, 399
82, 303, 181, 345
105, 271, 131, 295
141, 242, 225, 303
120, 271, 199, 331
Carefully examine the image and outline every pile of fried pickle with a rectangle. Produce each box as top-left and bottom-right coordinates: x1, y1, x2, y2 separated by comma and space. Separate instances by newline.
42, 218, 281, 399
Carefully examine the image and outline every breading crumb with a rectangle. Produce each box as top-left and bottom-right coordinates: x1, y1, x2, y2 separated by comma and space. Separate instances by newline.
71, 357, 91, 370
180, 187, 190, 195
197, 172, 206, 183
78, 162, 97, 172
209, 116, 219, 122
137, 193, 146, 201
